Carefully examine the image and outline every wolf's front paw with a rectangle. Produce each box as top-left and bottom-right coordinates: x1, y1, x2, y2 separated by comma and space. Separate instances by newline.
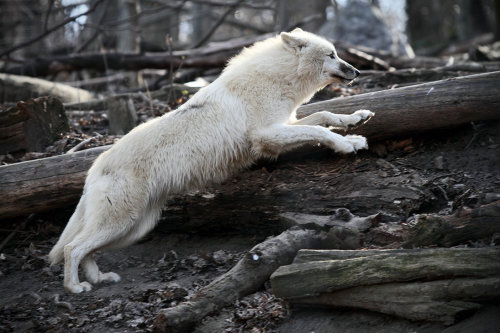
65, 281, 92, 293
99, 272, 121, 283
345, 135, 368, 151
350, 110, 374, 127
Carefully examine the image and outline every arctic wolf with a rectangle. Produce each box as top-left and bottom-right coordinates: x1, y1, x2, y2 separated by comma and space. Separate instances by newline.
49, 28, 373, 293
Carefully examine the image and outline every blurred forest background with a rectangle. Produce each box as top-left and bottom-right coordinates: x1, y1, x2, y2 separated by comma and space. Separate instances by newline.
1, 0, 499, 89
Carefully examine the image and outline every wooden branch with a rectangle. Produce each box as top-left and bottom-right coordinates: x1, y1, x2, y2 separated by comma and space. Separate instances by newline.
297, 71, 500, 141
403, 200, 500, 248
270, 247, 500, 299
0, 73, 95, 104
153, 226, 367, 333
293, 278, 500, 325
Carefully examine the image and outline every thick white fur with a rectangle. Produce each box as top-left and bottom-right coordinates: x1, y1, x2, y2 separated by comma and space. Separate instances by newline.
49, 29, 374, 293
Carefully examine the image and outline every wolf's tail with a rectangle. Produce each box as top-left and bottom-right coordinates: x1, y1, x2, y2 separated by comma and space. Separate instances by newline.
48, 201, 85, 265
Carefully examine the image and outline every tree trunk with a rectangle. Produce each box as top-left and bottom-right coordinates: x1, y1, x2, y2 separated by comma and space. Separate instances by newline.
0, 96, 69, 154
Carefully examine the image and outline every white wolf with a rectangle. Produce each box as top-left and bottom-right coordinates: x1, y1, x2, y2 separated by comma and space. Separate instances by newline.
49, 28, 374, 293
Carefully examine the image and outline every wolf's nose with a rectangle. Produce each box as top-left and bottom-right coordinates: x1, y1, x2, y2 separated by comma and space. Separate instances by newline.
354, 69, 360, 77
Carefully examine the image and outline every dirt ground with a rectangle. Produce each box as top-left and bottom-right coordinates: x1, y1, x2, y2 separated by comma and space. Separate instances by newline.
1, 120, 499, 332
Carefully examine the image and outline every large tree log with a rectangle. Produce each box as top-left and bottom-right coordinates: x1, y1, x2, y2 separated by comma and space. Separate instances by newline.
1, 72, 499, 218
293, 278, 499, 325
297, 71, 500, 141
0, 96, 69, 154
274, 247, 500, 325
0, 146, 108, 219
0, 73, 95, 103
270, 247, 500, 299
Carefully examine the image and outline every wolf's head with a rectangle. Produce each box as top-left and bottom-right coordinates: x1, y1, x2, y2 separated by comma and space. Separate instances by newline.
280, 28, 360, 86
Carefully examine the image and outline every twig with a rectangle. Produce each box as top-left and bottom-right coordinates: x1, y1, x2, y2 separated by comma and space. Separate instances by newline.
53, 294, 73, 312
191, 0, 245, 49
0, 0, 105, 58
0, 214, 34, 252
66, 135, 102, 154
165, 35, 175, 104
144, 81, 155, 117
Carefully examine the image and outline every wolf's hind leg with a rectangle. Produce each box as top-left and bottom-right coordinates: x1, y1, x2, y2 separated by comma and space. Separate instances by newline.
82, 253, 121, 284
64, 230, 122, 293
290, 110, 374, 129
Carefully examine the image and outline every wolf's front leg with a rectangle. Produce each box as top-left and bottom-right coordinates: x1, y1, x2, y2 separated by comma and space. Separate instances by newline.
250, 124, 368, 158
290, 110, 374, 129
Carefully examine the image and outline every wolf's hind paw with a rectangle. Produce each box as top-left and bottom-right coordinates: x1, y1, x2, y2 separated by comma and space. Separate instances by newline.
99, 272, 121, 283
65, 281, 92, 293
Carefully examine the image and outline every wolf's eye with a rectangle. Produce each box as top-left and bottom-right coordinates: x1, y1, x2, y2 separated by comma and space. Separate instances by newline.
328, 52, 335, 59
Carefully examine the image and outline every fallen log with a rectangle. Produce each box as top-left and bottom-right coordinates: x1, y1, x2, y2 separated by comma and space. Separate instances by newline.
403, 200, 500, 248
0, 146, 109, 219
297, 71, 500, 141
274, 247, 500, 325
0, 73, 95, 104
2, 33, 396, 77
293, 278, 499, 325
2, 34, 274, 77
153, 222, 376, 333
0, 96, 69, 154
270, 247, 500, 299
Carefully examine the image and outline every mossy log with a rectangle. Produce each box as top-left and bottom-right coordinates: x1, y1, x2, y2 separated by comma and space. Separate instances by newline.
293, 277, 500, 325
270, 247, 500, 299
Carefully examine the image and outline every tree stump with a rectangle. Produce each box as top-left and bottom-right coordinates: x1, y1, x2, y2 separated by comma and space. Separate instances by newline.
0, 96, 69, 154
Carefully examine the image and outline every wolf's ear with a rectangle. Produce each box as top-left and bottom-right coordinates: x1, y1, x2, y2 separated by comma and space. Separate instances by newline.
280, 32, 307, 53
291, 27, 304, 33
